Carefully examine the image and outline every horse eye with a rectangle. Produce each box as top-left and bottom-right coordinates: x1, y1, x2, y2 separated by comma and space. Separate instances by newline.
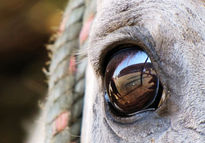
104, 48, 163, 116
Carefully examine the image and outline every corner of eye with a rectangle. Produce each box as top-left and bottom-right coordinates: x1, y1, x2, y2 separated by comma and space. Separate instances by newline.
155, 90, 170, 116
93, 67, 105, 87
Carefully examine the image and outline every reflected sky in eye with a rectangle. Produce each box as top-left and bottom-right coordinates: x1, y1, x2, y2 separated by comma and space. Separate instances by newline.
113, 51, 151, 78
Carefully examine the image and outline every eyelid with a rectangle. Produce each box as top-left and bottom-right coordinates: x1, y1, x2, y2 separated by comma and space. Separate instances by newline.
89, 26, 157, 78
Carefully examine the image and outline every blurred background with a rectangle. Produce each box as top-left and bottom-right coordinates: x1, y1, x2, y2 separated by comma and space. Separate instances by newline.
0, 0, 67, 142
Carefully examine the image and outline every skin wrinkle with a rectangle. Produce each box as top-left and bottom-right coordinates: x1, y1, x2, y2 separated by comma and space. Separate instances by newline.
92, 3, 170, 37
88, 1, 184, 73
82, 0, 205, 142
103, 118, 126, 141
89, 27, 159, 76
100, 27, 158, 76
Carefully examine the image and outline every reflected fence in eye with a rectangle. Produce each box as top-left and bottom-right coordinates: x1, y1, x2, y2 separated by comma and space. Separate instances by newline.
104, 47, 164, 116
113, 51, 151, 78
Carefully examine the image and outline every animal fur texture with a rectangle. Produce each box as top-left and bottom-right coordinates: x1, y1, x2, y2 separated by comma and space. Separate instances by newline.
28, 0, 205, 143
82, 0, 205, 142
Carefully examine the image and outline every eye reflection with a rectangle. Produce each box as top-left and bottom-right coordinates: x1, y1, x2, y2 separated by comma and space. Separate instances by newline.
105, 48, 162, 115
113, 51, 151, 78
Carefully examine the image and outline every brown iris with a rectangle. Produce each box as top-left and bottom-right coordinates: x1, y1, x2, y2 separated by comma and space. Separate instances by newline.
105, 48, 162, 115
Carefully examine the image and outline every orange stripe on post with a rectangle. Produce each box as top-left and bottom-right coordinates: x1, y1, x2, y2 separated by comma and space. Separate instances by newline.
53, 112, 70, 135
79, 15, 95, 44
68, 55, 77, 74
58, 14, 69, 34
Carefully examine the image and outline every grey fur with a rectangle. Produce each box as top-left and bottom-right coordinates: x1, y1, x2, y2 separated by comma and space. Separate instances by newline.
82, 0, 205, 142
27, 0, 205, 142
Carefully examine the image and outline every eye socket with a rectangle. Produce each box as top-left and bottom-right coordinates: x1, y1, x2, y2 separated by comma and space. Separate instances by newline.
104, 47, 163, 116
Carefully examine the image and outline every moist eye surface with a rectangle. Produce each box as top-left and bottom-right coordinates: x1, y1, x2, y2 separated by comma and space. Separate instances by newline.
104, 47, 163, 116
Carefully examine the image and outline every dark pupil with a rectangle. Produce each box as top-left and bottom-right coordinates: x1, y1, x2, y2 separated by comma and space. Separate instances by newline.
105, 48, 160, 115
